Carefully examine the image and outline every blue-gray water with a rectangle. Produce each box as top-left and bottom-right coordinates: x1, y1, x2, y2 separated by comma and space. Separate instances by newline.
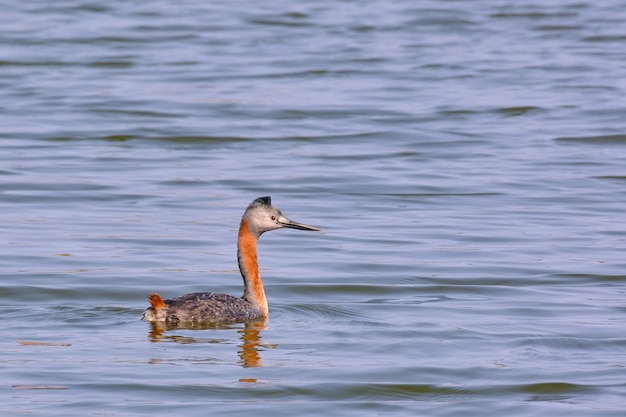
2, 1, 626, 416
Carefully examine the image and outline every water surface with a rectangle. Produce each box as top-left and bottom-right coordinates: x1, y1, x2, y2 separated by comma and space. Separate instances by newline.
2, 1, 626, 416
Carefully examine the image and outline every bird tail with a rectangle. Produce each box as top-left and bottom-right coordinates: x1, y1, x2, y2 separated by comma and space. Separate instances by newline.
147, 293, 167, 310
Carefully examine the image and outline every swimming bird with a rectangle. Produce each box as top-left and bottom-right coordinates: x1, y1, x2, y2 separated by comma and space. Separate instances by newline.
142, 196, 320, 325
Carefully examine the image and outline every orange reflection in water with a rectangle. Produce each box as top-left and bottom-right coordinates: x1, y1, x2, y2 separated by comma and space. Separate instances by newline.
237, 320, 266, 368
147, 319, 268, 368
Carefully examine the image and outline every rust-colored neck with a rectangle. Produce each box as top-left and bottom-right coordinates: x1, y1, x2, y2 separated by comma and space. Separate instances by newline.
238, 218, 268, 317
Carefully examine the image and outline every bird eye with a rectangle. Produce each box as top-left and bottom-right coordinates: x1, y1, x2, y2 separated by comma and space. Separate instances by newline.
271, 216, 276, 221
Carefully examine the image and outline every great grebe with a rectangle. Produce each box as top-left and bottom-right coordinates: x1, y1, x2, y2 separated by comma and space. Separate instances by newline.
142, 196, 320, 325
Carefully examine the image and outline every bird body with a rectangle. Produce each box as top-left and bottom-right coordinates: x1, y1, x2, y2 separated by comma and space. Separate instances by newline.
142, 196, 319, 325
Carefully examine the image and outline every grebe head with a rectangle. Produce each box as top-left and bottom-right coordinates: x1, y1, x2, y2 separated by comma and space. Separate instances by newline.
244, 196, 320, 237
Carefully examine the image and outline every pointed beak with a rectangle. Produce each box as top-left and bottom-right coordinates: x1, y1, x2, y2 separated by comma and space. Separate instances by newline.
279, 217, 320, 231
